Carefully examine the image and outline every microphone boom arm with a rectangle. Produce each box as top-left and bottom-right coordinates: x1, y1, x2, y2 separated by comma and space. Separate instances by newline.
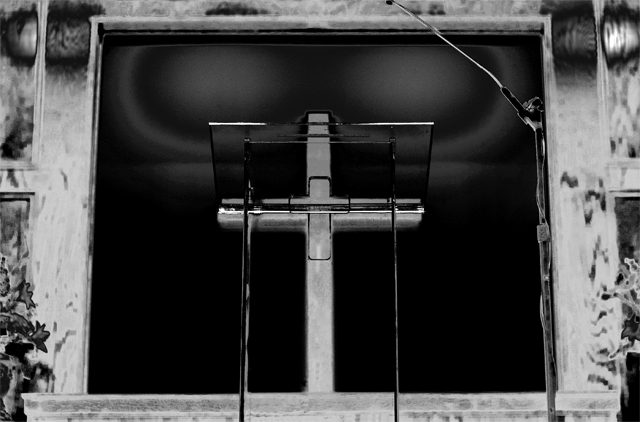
386, 0, 544, 132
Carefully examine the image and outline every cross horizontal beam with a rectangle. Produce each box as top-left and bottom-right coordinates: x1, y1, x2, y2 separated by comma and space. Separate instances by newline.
218, 199, 424, 214
217, 211, 423, 232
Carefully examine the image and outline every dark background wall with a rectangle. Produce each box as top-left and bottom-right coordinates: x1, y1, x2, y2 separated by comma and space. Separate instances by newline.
89, 34, 545, 394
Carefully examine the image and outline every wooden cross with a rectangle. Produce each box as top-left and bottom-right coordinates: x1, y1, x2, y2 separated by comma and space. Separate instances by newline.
212, 113, 431, 422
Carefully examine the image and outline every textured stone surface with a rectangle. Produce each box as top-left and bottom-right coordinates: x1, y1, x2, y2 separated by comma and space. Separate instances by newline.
607, 66, 640, 158
23, 392, 620, 421
0, 1, 38, 165
602, 0, 639, 158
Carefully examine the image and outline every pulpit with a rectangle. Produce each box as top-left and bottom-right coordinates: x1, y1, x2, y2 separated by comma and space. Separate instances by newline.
209, 112, 434, 419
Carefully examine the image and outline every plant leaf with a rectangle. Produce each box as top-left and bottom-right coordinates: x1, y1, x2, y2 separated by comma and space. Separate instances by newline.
608, 336, 640, 360
29, 321, 50, 353
15, 281, 36, 309
621, 316, 640, 343
0, 312, 34, 338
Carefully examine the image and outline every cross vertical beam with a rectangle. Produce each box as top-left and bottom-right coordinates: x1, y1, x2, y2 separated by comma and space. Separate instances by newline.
305, 113, 334, 392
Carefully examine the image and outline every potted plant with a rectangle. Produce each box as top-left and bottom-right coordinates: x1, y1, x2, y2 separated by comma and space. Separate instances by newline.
0, 254, 49, 421
601, 257, 640, 360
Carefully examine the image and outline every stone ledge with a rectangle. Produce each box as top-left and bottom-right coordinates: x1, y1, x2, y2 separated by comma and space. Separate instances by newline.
24, 392, 620, 414
95, 15, 547, 33
606, 159, 640, 191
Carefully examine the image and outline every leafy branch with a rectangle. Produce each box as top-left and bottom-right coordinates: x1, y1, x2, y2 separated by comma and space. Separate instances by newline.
600, 257, 640, 359
0, 255, 49, 353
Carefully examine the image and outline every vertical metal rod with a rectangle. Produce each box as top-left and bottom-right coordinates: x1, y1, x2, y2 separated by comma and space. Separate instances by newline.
534, 126, 557, 422
239, 137, 252, 422
390, 135, 400, 422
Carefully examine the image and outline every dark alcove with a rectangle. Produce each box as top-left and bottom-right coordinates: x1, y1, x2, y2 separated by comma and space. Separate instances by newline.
90, 32, 546, 393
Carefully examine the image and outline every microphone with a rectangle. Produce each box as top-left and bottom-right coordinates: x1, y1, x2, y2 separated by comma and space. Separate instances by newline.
500, 87, 530, 123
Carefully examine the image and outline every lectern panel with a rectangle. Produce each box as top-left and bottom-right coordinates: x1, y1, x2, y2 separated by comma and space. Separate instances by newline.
330, 142, 392, 199
332, 124, 433, 200
249, 143, 308, 200
209, 122, 434, 203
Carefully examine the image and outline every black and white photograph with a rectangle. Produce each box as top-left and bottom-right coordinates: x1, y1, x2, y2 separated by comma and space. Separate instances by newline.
0, 0, 638, 421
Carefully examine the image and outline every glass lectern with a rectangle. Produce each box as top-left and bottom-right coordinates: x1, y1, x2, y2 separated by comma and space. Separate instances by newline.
209, 113, 434, 422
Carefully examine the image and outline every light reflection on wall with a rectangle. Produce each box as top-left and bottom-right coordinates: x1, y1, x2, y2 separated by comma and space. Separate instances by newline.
101, 41, 540, 166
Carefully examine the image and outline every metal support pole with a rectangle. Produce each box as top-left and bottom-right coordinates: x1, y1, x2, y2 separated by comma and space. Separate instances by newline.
239, 137, 252, 422
390, 134, 400, 422
533, 121, 557, 422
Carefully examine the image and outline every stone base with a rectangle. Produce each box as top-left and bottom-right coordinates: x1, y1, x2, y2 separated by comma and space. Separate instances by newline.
23, 392, 619, 421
